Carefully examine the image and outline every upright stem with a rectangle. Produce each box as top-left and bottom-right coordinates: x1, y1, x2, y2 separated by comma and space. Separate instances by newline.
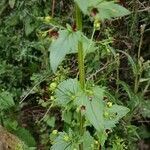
134, 24, 145, 93
75, 4, 85, 150
75, 4, 85, 88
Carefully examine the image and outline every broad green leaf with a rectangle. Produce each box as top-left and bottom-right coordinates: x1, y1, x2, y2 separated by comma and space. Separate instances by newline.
49, 30, 81, 72
74, 86, 129, 132
75, 86, 105, 132
55, 79, 81, 107
51, 132, 72, 150
97, 131, 108, 147
49, 29, 94, 73
83, 131, 95, 150
74, 0, 103, 14
62, 110, 72, 124
75, 0, 130, 21
103, 105, 130, 129
94, 1, 130, 20
0, 91, 15, 110
82, 34, 96, 54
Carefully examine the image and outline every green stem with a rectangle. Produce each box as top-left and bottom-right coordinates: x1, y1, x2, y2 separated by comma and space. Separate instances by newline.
75, 4, 85, 89
134, 75, 139, 93
116, 54, 120, 94
75, 4, 85, 150
134, 24, 145, 93
142, 80, 150, 96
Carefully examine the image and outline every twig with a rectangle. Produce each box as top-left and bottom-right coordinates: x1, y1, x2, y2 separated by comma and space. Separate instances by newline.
86, 62, 113, 80
51, 0, 55, 17
20, 74, 50, 104
137, 7, 150, 13
40, 104, 53, 122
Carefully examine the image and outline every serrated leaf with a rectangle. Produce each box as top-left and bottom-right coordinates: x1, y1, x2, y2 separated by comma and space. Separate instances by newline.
75, 86, 105, 132
104, 105, 130, 129
74, 86, 129, 132
49, 29, 95, 73
0, 91, 15, 110
55, 79, 81, 107
75, 0, 130, 20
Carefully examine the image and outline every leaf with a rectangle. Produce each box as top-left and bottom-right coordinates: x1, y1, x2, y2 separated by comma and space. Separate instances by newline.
49, 30, 81, 72
97, 131, 108, 147
44, 115, 55, 127
74, 86, 129, 132
75, 86, 105, 132
24, 18, 35, 36
103, 105, 130, 129
74, 0, 103, 14
141, 100, 150, 118
14, 127, 36, 147
51, 132, 72, 150
118, 81, 134, 100
55, 79, 81, 107
83, 131, 95, 150
75, 0, 130, 21
119, 81, 140, 109
118, 50, 137, 76
0, 91, 15, 110
9, 0, 16, 8
49, 29, 95, 72
62, 110, 72, 124
82, 34, 96, 55
94, 1, 130, 21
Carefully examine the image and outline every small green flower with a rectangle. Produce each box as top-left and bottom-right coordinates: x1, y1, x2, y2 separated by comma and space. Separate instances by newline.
76, 107, 80, 113
70, 95, 76, 100
85, 89, 93, 95
107, 102, 113, 108
104, 111, 109, 118
63, 135, 70, 142
50, 96, 55, 100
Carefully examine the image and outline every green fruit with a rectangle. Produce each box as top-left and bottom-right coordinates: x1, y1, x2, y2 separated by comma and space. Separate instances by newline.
63, 135, 70, 142
107, 102, 113, 108
52, 130, 58, 135
49, 82, 57, 91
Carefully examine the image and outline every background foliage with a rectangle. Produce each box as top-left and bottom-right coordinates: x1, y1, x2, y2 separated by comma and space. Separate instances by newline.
0, 0, 150, 149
